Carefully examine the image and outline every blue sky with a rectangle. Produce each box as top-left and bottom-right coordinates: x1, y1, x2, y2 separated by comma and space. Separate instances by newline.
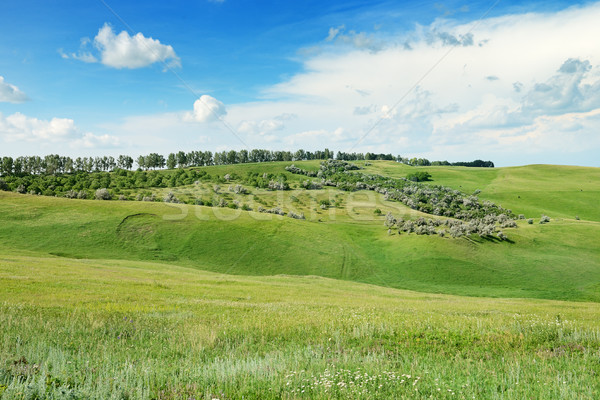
1, 0, 599, 166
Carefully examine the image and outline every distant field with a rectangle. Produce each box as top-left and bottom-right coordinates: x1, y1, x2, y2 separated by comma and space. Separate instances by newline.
0, 161, 599, 398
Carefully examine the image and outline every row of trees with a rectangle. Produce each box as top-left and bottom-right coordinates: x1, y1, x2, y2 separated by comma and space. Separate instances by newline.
0, 149, 495, 177
0, 149, 337, 176
398, 158, 495, 167
0, 155, 134, 176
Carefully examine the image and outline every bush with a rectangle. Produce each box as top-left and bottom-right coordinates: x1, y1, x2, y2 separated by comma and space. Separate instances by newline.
64, 190, 78, 199
163, 192, 180, 203
406, 171, 432, 182
268, 180, 289, 191
0, 179, 8, 191
373, 208, 382, 215
518, 214, 525, 220
95, 188, 112, 200
287, 211, 305, 220
540, 215, 550, 224
77, 190, 88, 199
575, 215, 580, 220
527, 218, 533, 224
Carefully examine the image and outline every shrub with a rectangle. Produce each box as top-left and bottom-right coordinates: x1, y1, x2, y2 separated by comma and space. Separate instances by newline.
518, 214, 525, 220
0, 179, 8, 191
118, 195, 127, 201
16, 184, 26, 194
373, 208, 382, 215
241, 204, 251, 211
406, 171, 432, 182
540, 215, 550, 224
229, 184, 247, 194
77, 190, 88, 199
287, 211, 305, 220
268, 180, 289, 191
163, 192, 180, 203
575, 215, 580, 220
217, 198, 228, 208
95, 188, 112, 200
64, 190, 78, 199
527, 218, 533, 224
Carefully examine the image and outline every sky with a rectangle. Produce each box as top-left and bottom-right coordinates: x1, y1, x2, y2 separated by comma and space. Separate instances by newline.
1, 0, 599, 167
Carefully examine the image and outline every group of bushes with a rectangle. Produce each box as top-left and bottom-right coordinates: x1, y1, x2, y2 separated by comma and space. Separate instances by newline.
384, 213, 512, 240
286, 160, 514, 222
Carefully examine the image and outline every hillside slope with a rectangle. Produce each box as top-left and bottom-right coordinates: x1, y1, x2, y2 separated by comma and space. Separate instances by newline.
1, 161, 598, 302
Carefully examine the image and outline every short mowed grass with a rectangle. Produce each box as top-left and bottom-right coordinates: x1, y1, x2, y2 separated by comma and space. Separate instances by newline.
0, 161, 599, 399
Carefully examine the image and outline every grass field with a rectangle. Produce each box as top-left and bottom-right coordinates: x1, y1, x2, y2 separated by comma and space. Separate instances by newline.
0, 161, 599, 398
1, 254, 599, 399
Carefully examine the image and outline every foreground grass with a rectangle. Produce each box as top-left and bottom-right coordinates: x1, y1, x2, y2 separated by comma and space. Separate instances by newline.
1, 254, 599, 399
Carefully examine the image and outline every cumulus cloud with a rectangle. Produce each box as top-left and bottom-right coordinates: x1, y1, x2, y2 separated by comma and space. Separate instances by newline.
0, 112, 119, 148
184, 95, 227, 123
0, 77, 29, 103
87, 2, 600, 166
64, 24, 180, 69
523, 58, 600, 116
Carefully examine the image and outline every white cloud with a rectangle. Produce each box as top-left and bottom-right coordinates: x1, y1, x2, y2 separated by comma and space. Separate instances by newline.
0, 112, 119, 149
72, 132, 121, 149
82, 2, 600, 166
184, 95, 227, 123
324, 25, 382, 51
0, 76, 29, 103
64, 24, 180, 69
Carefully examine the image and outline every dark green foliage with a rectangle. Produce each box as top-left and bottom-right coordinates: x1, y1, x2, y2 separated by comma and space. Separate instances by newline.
406, 171, 432, 182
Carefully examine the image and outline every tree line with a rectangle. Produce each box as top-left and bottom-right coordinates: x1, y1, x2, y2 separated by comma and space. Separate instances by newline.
0, 148, 494, 177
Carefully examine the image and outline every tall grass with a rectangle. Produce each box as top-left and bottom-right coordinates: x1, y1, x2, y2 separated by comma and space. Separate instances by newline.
1, 255, 599, 399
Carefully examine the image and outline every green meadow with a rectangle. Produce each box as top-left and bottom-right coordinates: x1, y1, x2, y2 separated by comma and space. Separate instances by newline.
0, 161, 599, 398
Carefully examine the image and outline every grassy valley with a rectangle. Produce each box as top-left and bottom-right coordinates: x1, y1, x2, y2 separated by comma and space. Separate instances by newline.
0, 161, 599, 398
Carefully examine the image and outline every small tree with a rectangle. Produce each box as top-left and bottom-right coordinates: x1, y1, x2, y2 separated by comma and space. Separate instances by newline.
95, 188, 112, 200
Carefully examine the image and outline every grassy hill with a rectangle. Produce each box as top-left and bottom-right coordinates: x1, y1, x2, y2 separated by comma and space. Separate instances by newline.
1, 161, 599, 398
0, 161, 598, 302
